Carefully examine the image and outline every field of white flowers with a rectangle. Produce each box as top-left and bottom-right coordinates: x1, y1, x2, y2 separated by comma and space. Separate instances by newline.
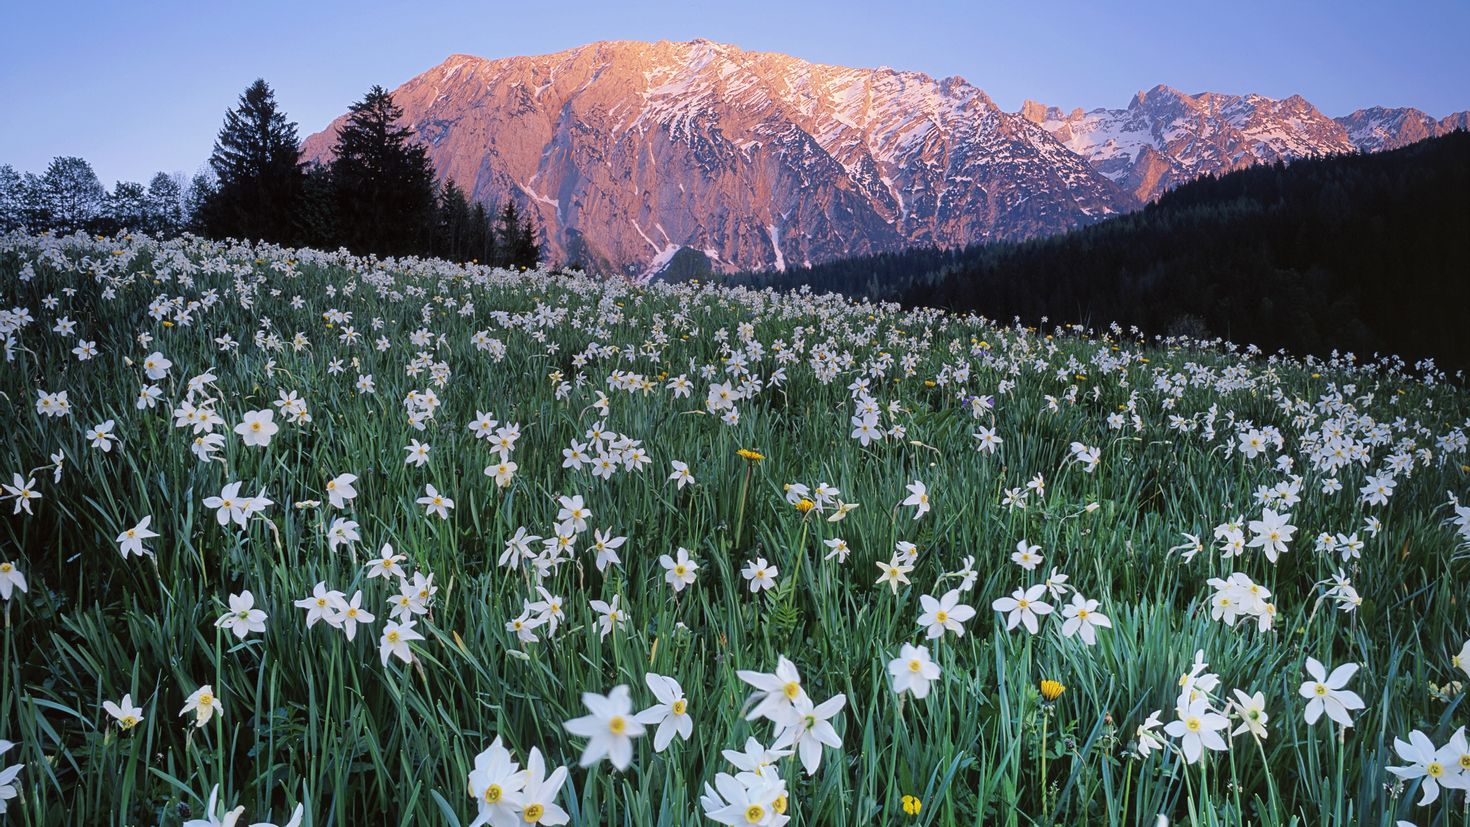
1, 232, 1468, 826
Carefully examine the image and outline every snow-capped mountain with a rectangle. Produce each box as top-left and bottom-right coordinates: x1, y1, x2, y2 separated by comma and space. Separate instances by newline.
1333, 107, 1470, 154
1021, 86, 1359, 202
301, 40, 1128, 276
300, 40, 1466, 275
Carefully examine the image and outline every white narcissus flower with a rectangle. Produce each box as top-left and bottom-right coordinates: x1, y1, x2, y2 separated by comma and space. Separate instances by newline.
1247, 508, 1296, 562
991, 584, 1053, 634
234, 409, 278, 447
417, 484, 454, 519
1453, 638, 1470, 680
1387, 729, 1463, 806
142, 351, 172, 380
874, 558, 912, 594
467, 735, 525, 827
180, 684, 223, 728
516, 748, 570, 826
636, 673, 694, 752
0, 561, 26, 601
1059, 593, 1112, 645
2, 474, 40, 516
331, 591, 374, 641
667, 460, 695, 489
86, 419, 116, 452
1164, 697, 1230, 764
379, 620, 424, 666
901, 480, 930, 519
742, 557, 778, 593
103, 693, 144, 730
737, 655, 807, 723
564, 684, 645, 769
293, 582, 346, 628
772, 692, 847, 775
916, 589, 976, 639
1229, 689, 1269, 741
659, 547, 699, 592
116, 515, 159, 559
1298, 657, 1365, 728
888, 643, 941, 699
215, 591, 268, 639
1011, 540, 1043, 570
325, 473, 357, 509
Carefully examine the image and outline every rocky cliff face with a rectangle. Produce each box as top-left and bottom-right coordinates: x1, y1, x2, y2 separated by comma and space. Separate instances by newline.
301, 40, 1128, 276
301, 40, 1467, 276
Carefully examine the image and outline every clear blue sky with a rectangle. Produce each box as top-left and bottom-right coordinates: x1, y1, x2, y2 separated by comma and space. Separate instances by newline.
2, 0, 1465, 186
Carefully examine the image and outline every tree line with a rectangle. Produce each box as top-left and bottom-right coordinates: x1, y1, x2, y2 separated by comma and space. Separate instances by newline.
726, 130, 1470, 369
1, 79, 539, 268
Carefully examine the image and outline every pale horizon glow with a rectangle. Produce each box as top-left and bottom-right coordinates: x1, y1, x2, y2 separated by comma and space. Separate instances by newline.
1, 0, 1466, 186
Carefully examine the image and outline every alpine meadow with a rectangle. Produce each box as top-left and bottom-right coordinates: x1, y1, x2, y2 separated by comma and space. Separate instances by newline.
1, 230, 1469, 825
3, 2, 1470, 826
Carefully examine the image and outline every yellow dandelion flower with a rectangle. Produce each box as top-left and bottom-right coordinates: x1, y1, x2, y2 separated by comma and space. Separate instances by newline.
1040, 679, 1066, 702
736, 449, 765, 462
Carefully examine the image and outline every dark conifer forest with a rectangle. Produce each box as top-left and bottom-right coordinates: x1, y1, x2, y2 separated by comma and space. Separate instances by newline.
725, 132, 1470, 368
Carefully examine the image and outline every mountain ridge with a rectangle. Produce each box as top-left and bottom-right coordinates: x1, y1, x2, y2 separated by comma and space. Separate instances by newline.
299, 40, 1467, 275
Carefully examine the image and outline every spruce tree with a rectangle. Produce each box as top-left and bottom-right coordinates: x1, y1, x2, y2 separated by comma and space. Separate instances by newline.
204, 79, 304, 243
0, 165, 23, 233
104, 181, 150, 234
329, 85, 436, 257
145, 172, 185, 236
40, 156, 106, 234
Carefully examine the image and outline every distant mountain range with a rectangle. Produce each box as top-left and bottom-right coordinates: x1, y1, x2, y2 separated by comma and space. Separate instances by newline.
299, 40, 1467, 276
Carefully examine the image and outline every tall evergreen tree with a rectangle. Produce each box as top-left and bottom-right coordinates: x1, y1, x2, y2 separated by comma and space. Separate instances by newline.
468, 201, 494, 265
0, 165, 23, 233
40, 156, 106, 234
295, 164, 339, 250
145, 172, 185, 236
329, 85, 436, 257
103, 181, 150, 233
183, 173, 216, 234
204, 79, 304, 243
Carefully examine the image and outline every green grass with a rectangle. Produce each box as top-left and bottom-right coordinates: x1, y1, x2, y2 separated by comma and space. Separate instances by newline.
0, 231, 1468, 826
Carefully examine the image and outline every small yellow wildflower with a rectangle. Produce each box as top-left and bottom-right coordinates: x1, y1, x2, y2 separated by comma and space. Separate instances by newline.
736, 449, 765, 462
901, 795, 922, 815
1040, 679, 1066, 702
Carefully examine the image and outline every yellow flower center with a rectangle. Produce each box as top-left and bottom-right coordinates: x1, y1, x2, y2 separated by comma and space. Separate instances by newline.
672, 699, 687, 716
1186, 717, 1202, 732
935, 610, 949, 623
783, 681, 801, 700
608, 715, 627, 735
387, 631, 401, 644
1314, 684, 1328, 697
485, 784, 503, 803
674, 565, 687, 576
198, 694, 213, 707
1428, 762, 1445, 778
773, 794, 787, 815
250, 422, 262, 432
1017, 599, 1030, 609
120, 715, 138, 729
523, 803, 544, 822
744, 805, 765, 824
908, 659, 923, 673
